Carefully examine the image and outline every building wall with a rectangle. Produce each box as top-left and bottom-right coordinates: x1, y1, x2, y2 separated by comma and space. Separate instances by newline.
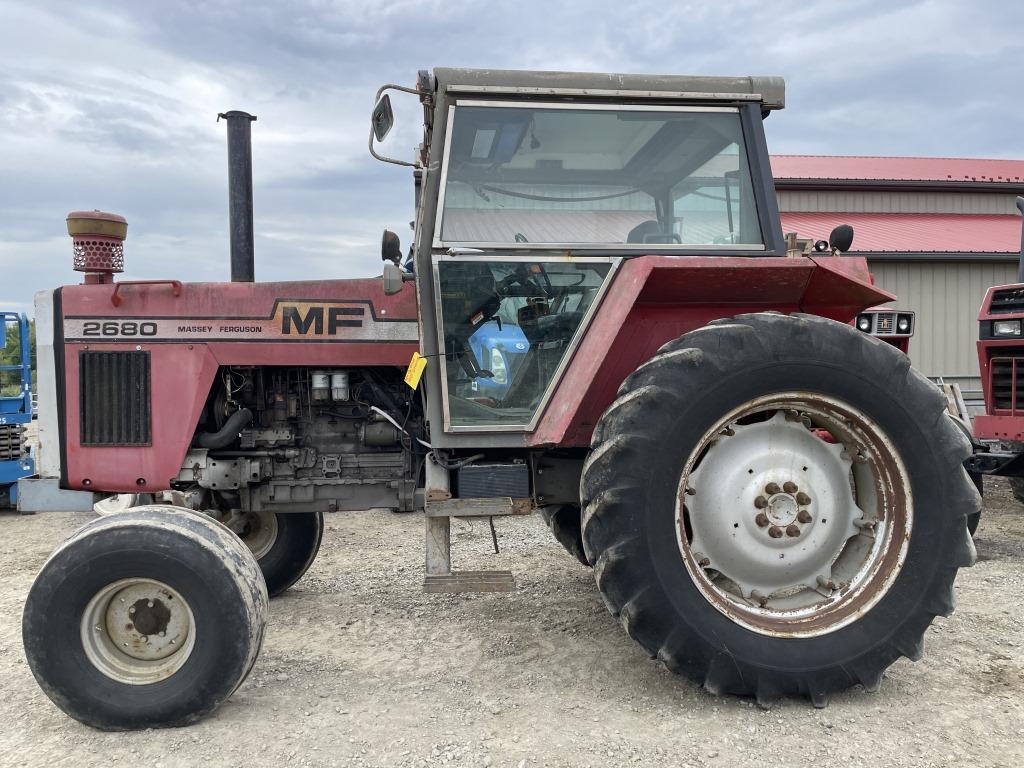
777, 190, 1017, 215
868, 260, 1018, 395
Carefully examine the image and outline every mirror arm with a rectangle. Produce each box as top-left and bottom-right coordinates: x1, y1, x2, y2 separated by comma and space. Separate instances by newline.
369, 84, 424, 168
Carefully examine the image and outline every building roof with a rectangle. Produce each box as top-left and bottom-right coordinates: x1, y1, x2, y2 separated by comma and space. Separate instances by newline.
779, 212, 1022, 256
771, 155, 1024, 188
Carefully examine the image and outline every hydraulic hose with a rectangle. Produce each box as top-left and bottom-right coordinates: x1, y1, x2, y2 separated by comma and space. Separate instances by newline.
195, 408, 253, 449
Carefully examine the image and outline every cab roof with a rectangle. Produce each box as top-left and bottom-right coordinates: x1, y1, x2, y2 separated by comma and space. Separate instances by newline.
431, 67, 785, 111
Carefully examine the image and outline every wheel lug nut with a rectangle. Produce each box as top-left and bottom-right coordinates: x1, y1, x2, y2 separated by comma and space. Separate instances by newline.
783, 481, 798, 493
754, 495, 767, 509
755, 512, 769, 527
796, 492, 812, 505
785, 524, 800, 537
768, 526, 783, 538
765, 482, 781, 495
797, 509, 813, 524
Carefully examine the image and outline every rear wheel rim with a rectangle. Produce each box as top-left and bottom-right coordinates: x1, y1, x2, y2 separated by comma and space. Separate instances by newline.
676, 392, 912, 638
80, 578, 196, 684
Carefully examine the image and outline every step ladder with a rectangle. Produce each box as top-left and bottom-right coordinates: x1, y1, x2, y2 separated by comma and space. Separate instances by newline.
423, 497, 521, 593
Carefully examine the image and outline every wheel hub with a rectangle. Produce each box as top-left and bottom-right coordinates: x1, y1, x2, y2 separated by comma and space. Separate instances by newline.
81, 578, 196, 684
676, 394, 912, 637
228, 510, 278, 560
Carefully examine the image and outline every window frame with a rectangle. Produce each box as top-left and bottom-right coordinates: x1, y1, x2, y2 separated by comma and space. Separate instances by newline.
431, 253, 621, 432
432, 100, 770, 253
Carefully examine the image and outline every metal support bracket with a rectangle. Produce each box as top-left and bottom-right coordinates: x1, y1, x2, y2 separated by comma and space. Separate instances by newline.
964, 449, 1024, 477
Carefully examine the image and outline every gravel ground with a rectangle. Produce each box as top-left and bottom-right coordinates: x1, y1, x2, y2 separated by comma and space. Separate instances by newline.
1, 480, 1023, 768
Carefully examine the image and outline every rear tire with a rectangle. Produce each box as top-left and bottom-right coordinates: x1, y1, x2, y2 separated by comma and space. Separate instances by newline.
581, 313, 978, 705
23, 506, 268, 730
539, 505, 589, 566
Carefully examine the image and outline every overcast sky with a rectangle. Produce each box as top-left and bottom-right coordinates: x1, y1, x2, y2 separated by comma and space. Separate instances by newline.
1, 0, 1022, 313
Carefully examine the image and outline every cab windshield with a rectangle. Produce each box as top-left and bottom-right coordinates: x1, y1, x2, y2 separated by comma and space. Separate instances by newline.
438, 103, 763, 248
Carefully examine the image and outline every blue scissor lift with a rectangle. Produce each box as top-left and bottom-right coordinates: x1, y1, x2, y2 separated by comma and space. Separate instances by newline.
0, 313, 34, 508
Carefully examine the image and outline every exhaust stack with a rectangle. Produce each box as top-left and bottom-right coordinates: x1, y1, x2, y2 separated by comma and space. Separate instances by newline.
219, 110, 257, 282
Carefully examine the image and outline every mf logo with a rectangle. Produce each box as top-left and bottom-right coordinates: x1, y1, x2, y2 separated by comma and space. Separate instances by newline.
274, 303, 366, 335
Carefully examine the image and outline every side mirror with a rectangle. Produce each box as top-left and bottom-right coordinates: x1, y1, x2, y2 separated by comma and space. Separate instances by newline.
383, 262, 407, 295
371, 94, 394, 142
829, 224, 854, 254
381, 229, 402, 264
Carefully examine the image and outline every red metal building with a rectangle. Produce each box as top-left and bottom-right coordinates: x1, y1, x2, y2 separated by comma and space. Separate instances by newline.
772, 155, 1024, 397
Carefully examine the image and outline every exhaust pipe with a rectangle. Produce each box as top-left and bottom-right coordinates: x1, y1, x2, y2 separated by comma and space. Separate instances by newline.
1017, 196, 1024, 284
219, 110, 257, 282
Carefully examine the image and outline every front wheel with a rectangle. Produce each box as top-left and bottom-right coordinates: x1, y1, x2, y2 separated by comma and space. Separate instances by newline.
539, 504, 590, 566
581, 313, 978, 705
228, 510, 324, 597
23, 506, 268, 729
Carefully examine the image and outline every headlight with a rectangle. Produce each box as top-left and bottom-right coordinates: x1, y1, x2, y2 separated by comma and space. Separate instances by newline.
897, 314, 913, 333
856, 315, 872, 332
993, 319, 1022, 337
490, 347, 508, 384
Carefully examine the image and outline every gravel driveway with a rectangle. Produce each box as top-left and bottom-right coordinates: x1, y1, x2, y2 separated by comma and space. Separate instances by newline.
1, 479, 1022, 768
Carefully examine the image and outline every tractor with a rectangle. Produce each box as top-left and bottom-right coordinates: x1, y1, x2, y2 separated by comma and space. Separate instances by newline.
20, 68, 978, 730
961, 196, 1024, 525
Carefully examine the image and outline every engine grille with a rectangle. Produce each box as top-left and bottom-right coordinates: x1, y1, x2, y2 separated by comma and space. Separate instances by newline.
990, 356, 1024, 411
990, 288, 1024, 315
79, 351, 152, 446
874, 312, 895, 334
0, 423, 26, 461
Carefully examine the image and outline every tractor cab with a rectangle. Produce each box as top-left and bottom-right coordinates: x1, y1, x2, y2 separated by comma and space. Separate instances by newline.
372, 69, 789, 444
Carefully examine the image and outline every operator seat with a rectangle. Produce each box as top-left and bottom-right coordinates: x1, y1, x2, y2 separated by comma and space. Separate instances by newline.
627, 220, 681, 244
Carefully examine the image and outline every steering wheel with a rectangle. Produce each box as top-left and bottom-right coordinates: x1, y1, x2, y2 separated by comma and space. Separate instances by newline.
514, 232, 529, 243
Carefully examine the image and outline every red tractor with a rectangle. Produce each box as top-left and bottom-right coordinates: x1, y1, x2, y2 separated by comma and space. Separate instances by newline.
20, 68, 978, 729
962, 196, 1024, 524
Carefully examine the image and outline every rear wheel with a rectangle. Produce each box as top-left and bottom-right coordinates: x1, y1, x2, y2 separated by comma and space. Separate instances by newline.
23, 506, 268, 729
581, 313, 978, 705
228, 511, 324, 597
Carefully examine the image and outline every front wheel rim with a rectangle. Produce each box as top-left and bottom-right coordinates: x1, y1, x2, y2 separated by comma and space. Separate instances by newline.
235, 511, 279, 560
676, 392, 912, 638
80, 578, 196, 684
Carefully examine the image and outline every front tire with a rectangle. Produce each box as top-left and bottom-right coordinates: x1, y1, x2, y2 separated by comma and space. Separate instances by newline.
539, 504, 589, 566
581, 313, 978, 705
23, 506, 268, 730
232, 511, 324, 597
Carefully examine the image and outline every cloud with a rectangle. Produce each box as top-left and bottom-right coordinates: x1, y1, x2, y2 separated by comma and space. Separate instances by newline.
1, 0, 1022, 310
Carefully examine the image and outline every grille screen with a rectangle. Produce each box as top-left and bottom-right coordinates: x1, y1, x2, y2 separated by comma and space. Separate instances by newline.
991, 288, 1024, 315
80, 351, 151, 446
991, 357, 1024, 411
875, 312, 895, 334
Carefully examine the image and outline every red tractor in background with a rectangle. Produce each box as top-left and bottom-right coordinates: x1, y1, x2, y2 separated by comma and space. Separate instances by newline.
963, 197, 1024, 520
20, 68, 978, 730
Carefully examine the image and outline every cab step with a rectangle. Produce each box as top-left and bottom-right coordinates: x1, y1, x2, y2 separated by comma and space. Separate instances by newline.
423, 496, 525, 594
423, 570, 515, 593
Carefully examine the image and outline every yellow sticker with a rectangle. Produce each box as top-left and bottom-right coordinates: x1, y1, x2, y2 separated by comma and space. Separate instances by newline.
404, 352, 428, 389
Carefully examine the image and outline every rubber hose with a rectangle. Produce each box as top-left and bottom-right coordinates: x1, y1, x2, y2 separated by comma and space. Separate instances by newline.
195, 408, 253, 449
